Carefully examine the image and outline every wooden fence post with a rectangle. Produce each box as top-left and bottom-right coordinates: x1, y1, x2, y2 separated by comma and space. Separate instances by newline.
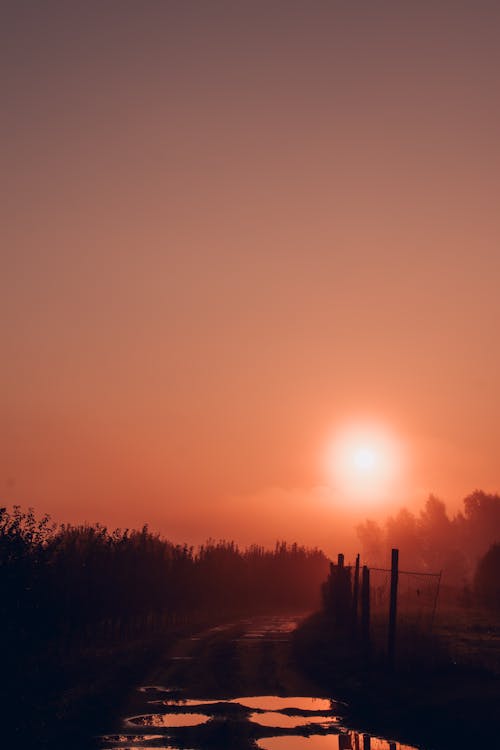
351, 553, 360, 635
361, 565, 370, 663
326, 552, 352, 628
388, 547, 399, 668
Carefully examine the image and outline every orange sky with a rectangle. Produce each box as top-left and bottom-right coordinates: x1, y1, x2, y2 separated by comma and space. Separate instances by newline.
2, 2, 500, 555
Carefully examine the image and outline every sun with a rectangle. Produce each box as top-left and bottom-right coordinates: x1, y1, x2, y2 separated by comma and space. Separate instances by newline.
324, 422, 404, 505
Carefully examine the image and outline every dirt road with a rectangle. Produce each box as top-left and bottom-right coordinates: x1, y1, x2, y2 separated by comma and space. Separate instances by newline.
97, 615, 418, 750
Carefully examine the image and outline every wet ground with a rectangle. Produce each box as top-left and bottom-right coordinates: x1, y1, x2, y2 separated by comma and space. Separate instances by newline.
98, 616, 420, 750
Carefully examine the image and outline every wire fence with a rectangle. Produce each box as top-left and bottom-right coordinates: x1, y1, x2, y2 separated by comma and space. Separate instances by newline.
365, 564, 442, 661
369, 566, 441, 631
322, 551, 443, 665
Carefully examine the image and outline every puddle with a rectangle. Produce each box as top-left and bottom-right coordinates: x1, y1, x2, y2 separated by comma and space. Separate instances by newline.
232, 696, 334, 712
239, 619, 300, 639
348, 739, 418, 750
126, 713, 210, 728
257, 733, 419, 750
250, 712, 337, 728
258, 738, 341, 750
150, 698, 223, 707
148, 695, 335, 714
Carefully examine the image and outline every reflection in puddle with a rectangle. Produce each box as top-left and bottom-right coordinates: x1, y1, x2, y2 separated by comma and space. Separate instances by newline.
250, 712, 337, 728
257, 733, 419, 750
348, 739, 418, 750
154, 698, 221, 707
232, 696, 333, 712
258, 737, 341, 750
148, 694, 335, 714
126, 713, 210, 727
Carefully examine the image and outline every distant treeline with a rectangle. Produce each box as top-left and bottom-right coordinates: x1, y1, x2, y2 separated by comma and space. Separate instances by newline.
0, 506, 329, 652
357, 491, 500, 594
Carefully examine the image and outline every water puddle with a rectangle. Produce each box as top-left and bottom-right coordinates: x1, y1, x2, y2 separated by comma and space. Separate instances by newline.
232, 696, 334, 712
239, 618, 300, 640
149, 698, 224, 707
144, 693, 335, 714
250, 711, 337, 728
115, 696, 418, 750
259, 737, 341, 750
126, 713, 210, 728
257, 735, 418, 750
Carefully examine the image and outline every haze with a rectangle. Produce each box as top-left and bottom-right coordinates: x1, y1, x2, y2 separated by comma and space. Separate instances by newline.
2, 2, 500, 552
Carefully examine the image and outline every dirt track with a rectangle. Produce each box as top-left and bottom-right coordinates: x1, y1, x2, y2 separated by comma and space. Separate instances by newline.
97, 615, 416, 750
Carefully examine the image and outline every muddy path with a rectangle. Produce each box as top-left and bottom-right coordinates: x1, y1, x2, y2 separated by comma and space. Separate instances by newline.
97, 615, 419, 750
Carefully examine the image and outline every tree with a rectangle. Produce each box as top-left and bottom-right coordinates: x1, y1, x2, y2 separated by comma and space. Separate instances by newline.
458, 491, 500, 572
356, 519, 384, 565
385, 508, 421, 569
474, 543, 500, 611
419, 495, 467, 585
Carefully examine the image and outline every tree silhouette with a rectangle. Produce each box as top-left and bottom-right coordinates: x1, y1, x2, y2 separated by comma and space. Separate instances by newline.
474, 543, 500, 610
356, 492, 500, 586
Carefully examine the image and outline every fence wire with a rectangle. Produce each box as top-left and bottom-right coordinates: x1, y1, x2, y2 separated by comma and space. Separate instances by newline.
368, 566, 441, 643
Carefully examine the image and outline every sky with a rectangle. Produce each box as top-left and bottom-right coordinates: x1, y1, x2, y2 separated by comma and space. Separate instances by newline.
1, 1, 500, 554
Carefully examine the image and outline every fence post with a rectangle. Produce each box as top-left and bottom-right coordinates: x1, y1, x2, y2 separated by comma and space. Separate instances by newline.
361, 565, 370, 663
326, 553, 352, 628
430, 570, 442, 632
388, 547, 399, 669
351, 553, 360, 635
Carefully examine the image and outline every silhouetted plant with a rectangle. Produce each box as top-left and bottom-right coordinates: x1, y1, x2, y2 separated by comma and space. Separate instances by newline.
0, 506, 329, 657
474, 543, 500, 610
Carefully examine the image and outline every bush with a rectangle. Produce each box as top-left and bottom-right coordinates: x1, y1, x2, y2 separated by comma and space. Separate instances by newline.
474, 543, 500, 610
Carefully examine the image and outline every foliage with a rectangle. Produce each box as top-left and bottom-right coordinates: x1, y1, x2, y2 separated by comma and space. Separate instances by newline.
474, 543, 500, 610
356, 492, 500, 588
0, 506, 329, 656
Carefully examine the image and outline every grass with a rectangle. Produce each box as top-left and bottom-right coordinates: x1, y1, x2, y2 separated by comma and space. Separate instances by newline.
434, 604, 500, 673
292, 604, 500, 750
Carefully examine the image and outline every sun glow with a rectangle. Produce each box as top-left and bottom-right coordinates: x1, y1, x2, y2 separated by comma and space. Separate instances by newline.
325, 423, 404, 505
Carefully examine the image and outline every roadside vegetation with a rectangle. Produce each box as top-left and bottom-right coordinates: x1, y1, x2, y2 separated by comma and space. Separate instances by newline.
294, 492, 500, 750
1, 491, 498, 748
0, 505, 328, 747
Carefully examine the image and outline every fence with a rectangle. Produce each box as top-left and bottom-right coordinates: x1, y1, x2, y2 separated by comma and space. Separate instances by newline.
322, 549, 442, 667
